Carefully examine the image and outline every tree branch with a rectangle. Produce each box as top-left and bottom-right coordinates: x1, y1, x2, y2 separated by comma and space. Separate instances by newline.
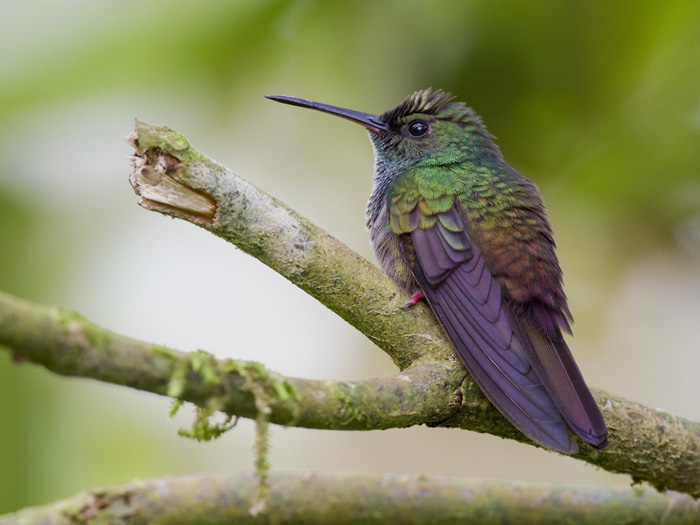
2, 472, 699, 525
0, 290, 461, 430
1, 120, 699, 499
127, 120, 452, 371
125, 119, 700, 496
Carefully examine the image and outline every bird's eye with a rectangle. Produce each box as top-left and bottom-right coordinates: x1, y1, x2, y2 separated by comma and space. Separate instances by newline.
406, 120, 430, 138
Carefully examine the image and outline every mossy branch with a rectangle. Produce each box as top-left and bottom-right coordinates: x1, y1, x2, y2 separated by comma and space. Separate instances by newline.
1, 120, 699, 501
0, 290, 461, 431
2, 472, 699, 525
125, 120, 700, 496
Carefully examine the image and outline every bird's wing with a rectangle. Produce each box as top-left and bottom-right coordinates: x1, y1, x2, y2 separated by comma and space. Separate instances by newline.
396, 202, 601, 452
465, 166, 607, 450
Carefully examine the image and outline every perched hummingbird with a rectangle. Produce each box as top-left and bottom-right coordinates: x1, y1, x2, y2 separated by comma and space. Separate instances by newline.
267, 89, 608, 454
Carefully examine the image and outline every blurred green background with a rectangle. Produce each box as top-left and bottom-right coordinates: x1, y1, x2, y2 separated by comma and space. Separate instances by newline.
1, 0, 700, 514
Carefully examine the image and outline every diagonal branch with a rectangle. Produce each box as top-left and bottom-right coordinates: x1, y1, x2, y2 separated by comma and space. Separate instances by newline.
127, 120, 451, 371
2, 472, 699, 524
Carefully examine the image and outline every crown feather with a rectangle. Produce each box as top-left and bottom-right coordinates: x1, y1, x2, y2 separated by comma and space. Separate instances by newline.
380, 88, 458, 123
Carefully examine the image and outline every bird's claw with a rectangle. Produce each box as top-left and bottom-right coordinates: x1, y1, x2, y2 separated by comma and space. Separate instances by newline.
400, 290, 425, 308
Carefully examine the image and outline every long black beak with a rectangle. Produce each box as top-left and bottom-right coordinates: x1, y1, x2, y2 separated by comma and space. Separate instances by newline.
266, 95, 387, 133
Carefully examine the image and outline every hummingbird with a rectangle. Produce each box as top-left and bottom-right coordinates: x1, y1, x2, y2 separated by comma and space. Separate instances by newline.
266, 89, 608, 454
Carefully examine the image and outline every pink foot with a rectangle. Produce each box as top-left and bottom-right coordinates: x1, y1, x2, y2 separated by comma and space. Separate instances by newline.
400, 290, 425, 308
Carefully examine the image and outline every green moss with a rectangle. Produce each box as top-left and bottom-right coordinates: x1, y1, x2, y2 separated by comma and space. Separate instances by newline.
176, 405, 237, 442
135, 120, 188, 153
189, 349, 222, 386
57, 309, 113, 349
168, 399, 184, 418
326, 383, 367, 427
166, 353, 302, 509
166, 358, 187, 398
224, 359, 300, 403
221, 359, 278, 511
134, 120, 206, 166
152, 345, 176, 359
252, 415, 270, 512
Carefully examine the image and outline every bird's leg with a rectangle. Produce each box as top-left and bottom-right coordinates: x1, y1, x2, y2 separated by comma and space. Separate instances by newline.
400, 289, 425, 308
